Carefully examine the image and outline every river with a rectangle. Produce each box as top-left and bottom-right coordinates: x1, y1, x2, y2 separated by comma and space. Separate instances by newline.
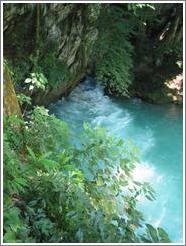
49, 76, 183, 243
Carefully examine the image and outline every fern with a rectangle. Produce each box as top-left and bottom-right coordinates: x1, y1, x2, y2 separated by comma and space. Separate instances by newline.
93, 5, 134, 96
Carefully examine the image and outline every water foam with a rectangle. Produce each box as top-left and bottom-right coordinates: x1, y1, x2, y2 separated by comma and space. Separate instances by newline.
49, 77, 183, 243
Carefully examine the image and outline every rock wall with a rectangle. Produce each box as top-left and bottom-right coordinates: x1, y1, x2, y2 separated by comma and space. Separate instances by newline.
3, 3, 100, 105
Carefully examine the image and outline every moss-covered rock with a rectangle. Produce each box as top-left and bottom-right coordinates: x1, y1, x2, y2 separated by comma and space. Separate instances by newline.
3, 66, 22, 116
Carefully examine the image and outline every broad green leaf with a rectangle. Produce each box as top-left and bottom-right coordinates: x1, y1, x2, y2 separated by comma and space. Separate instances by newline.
146, 224, 159, 242
157, 227, 171, 242
110, 220, 118, 227
4, 230, 17, 243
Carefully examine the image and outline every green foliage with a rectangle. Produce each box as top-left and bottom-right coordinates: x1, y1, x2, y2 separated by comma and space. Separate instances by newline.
7, 41, 71, 91
94, 6, 134, 96
141, 224, 171, 243
17, 93, 32, 106
24, 72, 47, 91
4, 3, 182, 100
4, 3, 177, 243
155, 40, 183, 69
128, 3, 156, 16
87, 4, 102, 24
26, 106, 69, 153
37, 41, 72, 86
125, 3, 183, 93
11, 59, 32, 87
3, 107, 170, 243
4, 207, 25, 242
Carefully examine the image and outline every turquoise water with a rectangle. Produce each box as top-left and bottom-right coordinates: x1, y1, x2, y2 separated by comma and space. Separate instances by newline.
49, 77, 183, 243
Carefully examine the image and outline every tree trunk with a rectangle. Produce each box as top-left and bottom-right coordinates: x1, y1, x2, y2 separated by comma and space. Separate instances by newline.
3, 66, 22, 117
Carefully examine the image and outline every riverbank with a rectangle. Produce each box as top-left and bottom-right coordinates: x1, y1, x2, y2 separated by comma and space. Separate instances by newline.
3, 3, 183, 243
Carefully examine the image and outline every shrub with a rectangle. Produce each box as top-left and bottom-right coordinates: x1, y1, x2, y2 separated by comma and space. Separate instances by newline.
93, 6, 134, 96
3, 107, 170, 243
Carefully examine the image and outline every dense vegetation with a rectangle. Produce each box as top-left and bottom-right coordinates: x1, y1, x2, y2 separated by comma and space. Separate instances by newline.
3, 2, 182, 243
4, 107, 171, 243
4, 3, 182, 103
94, 3, 182, 98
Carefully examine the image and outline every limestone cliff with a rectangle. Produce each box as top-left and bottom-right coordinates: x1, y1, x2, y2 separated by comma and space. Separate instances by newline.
3, 3, 100, 105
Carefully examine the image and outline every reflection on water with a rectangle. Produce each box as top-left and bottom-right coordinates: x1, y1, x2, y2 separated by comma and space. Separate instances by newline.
165, 104, 183, 119
49, 76, 183, 243
132, 162, 156, 182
